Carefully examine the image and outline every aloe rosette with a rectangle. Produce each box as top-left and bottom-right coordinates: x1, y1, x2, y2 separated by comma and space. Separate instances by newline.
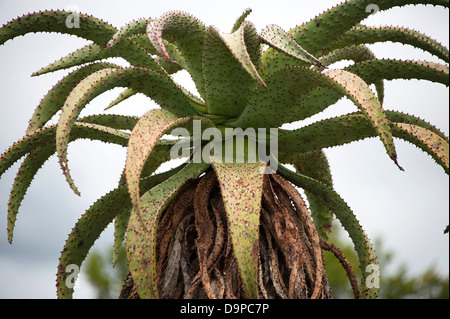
0, 0, 448, 299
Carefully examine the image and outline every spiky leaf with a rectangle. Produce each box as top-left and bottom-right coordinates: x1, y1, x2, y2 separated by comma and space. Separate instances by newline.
210, 160, 266, 299
277, 164, 379, 299
126, 161, 210, 298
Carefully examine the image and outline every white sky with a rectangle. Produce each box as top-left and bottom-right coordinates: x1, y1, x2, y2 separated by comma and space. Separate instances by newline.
0, 0, 448, 298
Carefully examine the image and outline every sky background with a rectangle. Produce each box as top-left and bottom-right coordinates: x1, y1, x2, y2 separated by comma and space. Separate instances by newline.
0, 0, 448, 298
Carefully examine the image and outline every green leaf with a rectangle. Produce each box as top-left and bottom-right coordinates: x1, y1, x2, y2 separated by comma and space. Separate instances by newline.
32, 43, 112, 76
232, 66, 400, 169
0, 10, 116, 46
277, 59, 449, 124
107, 18, 150, 48
56, 166, 183, 298
126, 161, 210, 298
345, 59, 449, 87
230, 66, 326, 128
3, 118, 137, 245
231, 8, 252, 33
260, 24, 322, 67
325, 69, 401, 169
325, 25, 449, 63
288, 0, 449, 56
1, 121, 130, 181
125, 109, 215, 226
202, 23, 264, 117
278, 112, 449, 174
33, 33, 167, 76
277, 164, 379, 299
279, 150, 334, 238
146, 11, 206, 97
320, 44, 385, 104
55, 67, 202, 194
28, 62, 121, 134
210, 160, 267, 299
7, 145, 55, 244
393, 123, 449, 174
261, 0, 448, 76
104, 87, 138, 111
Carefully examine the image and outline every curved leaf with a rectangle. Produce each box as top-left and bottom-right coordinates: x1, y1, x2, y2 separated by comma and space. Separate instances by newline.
345, 59, 449, 86
32, 43, 112, 76
231, 8, 253, 33
277, 164, 379, 299
279, 150, 334, 238
3, 118, 137, 244
320, 44, 385, 104
261, 0, 448, 76
125, 109, 215, 226
0, 10, 116, 46
107, 18, 150, 48
7, 144, 55, 244
326, 25, 449, 63
393, 122, 449, 173
28, 62, 121, 134
146, 11, 206, 97
260, 24, 322, 67
0, 120, 130, 180
283, 59, 449, 123
210, 160, 267, 299
56, 166, 183, 298
232, 66, 400, 169
55, 67, 202, 194
202, 23, 264, 117
288, 0, 449, 55
325, 69, 400, 169
126, 160, 210, 298
104, 87, 138, 111
278, 112, 449, 174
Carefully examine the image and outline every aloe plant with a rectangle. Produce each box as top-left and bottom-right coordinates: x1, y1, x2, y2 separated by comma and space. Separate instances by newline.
0, 0, 448, 299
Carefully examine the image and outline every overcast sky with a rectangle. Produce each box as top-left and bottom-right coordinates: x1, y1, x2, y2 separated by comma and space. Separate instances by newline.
0, 0, 448, 298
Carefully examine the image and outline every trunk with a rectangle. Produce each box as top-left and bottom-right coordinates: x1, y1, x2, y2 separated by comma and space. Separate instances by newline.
120, 168, 337, 299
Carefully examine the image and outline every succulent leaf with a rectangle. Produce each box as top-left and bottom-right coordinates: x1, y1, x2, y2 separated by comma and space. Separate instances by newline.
107, 18, 151, 48
289, 0, 449, 56
210, 160, 266, 298
125, 109, 215, 227
32, 43, 112, 77
346, 59, 449, 86
260, 24, 322, 67
126, 160, 210, 298
279, 150, 334, 238
0, 10, 116, 46
28, 62, 121, 134
277, 164, 379, 298
231, 8, 253, 33
104, 87, 138, 111
324, 69, 400, 169
327, 25, 449, 63
146, 11, 206, 97
393, 123, 449, 173
320, 44, 385, 104
56, 165, 183, 298
202, 23, 264, 117
278, 112, 449, 174
55, 66, 204, 194
7, 145, 55, 243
